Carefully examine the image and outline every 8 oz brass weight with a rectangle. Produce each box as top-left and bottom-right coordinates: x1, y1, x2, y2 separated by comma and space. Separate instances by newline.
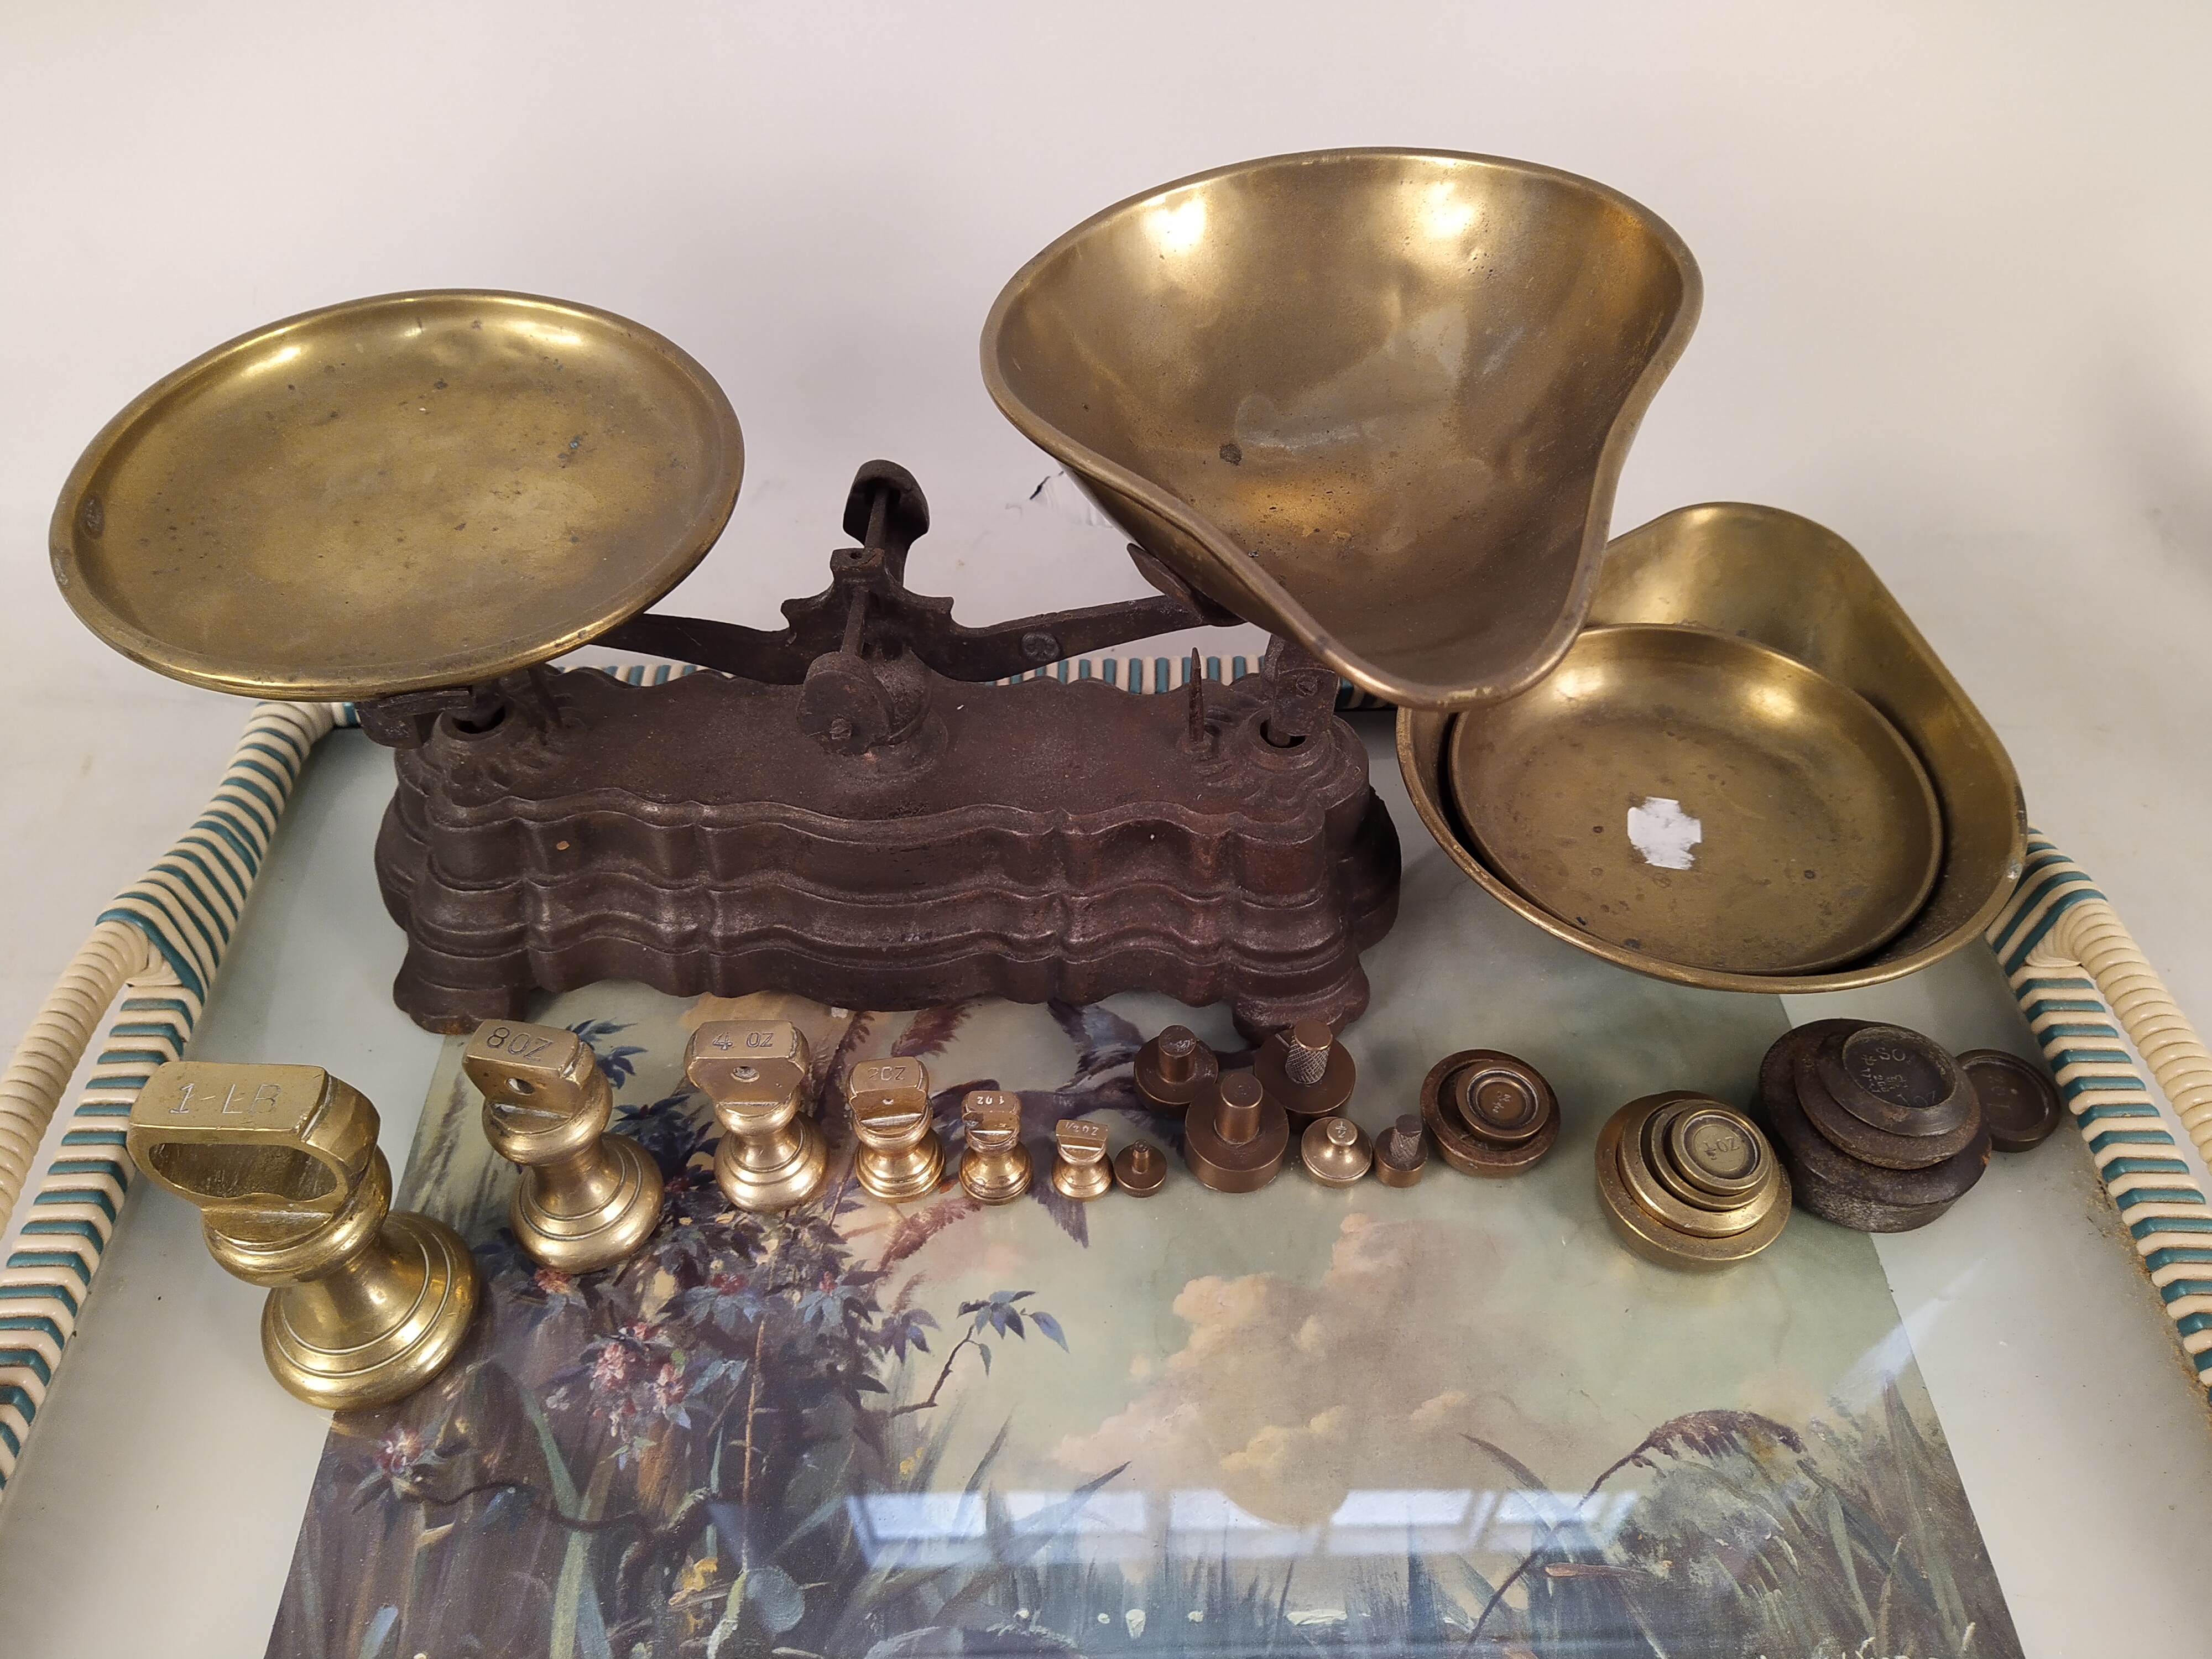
128, 1062, 479, 1409
1595, 1092, 1791, 1270
466, 1020, 665, 1269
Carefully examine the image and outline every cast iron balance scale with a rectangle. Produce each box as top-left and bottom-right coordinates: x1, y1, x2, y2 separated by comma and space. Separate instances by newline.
50, 152, 1710, 1036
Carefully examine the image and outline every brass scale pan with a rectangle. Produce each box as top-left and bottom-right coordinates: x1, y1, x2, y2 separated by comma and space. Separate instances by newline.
52, 153, 1957, 987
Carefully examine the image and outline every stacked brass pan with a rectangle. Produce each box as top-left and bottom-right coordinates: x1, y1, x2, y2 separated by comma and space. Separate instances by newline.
986, 149, 2025, 993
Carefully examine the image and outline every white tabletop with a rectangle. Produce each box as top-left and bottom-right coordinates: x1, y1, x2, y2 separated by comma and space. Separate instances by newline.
3, 6, 2211, 1653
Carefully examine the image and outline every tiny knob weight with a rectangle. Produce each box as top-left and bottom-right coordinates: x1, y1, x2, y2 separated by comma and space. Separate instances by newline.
129, 1061, 479, 1410
687, 1019, 829, 1214
1051, 1118, 1113, 1201
1301, 1114, 1372, 1187
1134, 1025, 1219, 1116
960, 1091, 1034, 1204
1255, 1019, 1356, 1129
466, 1020, 664, 1269
1375, 1114, 1429, 1187
846, 1057, 944, 1202
1114, 1141, 1167, 1196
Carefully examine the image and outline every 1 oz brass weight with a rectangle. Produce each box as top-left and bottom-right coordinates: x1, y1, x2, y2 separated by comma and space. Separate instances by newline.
466, 1020, 665, 1269
960, 1092, 1034, 1204
128, 1062, 479, 1409
846, 1057, 945, 1202
687, 1019, 830, 1213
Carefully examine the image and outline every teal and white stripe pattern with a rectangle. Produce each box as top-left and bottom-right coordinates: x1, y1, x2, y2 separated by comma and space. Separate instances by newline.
0, 701, 333, 1493
572, 656, 1389, 707
1988, 832, 2212, 1402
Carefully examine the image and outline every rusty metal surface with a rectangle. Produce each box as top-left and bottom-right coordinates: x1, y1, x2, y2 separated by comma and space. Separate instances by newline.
373, 464, 1400, 1037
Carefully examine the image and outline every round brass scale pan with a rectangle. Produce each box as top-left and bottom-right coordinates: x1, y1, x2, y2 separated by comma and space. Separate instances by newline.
1445, 624, 1943, 977
49, 290, 743, 701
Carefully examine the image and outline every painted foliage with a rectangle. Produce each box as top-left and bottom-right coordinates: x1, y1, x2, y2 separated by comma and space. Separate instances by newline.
267, 985, 2018, 1659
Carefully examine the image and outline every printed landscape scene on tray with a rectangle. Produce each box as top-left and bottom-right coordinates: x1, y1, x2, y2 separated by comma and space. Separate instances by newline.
267, 983, 2018, 1659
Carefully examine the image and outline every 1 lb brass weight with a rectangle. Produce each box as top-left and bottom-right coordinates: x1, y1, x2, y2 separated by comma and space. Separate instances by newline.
847, 1057, 944, 1202
961, 1092, 1033, 1203
687, 1019, 830, 1213
466, 1020, 664, 1269
1752, 1019, 1991, 1231
129, 1062, 479, 1409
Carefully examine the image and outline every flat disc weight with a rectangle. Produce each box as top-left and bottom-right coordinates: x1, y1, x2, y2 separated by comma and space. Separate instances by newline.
50, 290, 743, 701
1447, 625, 1942, 974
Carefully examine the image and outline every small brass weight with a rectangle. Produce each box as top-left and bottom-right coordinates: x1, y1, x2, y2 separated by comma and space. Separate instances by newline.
847, 1057, 944, 1202
1050, 1118, 1112, 1201
687, 1019, 830, 1213
466, 1020, 664, 1270
960, 1091, 1033, 1204
128, 1062, 479, 1410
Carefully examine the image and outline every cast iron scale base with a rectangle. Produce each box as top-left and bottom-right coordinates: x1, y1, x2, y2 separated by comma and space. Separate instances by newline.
364, 463, 1399, 1036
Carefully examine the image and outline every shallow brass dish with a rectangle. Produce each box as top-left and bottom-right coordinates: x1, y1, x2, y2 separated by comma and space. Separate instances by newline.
1448, 624, 1942, 974
983, 149, 1700, 709
1400, 503, 2028, 993
49, 290, 742, 700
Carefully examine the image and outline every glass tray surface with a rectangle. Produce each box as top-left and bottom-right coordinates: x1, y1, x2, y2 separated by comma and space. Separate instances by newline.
266, 850, 2020, 1658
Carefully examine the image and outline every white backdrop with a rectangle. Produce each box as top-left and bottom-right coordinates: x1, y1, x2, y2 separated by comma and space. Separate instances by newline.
3, 4, 2210, 1650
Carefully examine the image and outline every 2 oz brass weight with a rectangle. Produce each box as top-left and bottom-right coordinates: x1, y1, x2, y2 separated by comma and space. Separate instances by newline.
847, 1057, 945, 1202
466, 1020, 664, 1269
129, 1062, 479, 1409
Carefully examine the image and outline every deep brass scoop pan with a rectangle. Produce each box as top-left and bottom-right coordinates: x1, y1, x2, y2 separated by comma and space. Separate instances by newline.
49, 290, 742, 701
983, 149, 1701, 709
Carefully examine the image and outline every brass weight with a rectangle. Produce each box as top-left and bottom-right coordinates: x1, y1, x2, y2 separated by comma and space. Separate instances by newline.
688, 1020, 830, 1213
1374, 1114, 1430, 1187
1184, 1071, 1290, 1193
128, 1062, 479, 1409
1050, 1119, 1113, 1201
846, 1057, 944, 1203
1114, 1141, 1168, 1196
1595, 1092, 1791, 1270
466, 1020, 665, 1269
1134, 1025, 1218, 1116
1420, 1050, 1560, 1176
1301, 1115, 1372, 1186
1255, 1019, 1357, 1130
960, 1092, 1033, 1204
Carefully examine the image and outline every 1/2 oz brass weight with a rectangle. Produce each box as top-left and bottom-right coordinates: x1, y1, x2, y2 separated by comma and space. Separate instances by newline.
847, 1057, 945, 1202
466, 1020, 665, 1270
128, 1062, 479, 1409
1595, 1092, 1790, 1270
1421, 1050, 1560, 1176
1051, 1119, 1113, 1200
688, 1019, 830, 1213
